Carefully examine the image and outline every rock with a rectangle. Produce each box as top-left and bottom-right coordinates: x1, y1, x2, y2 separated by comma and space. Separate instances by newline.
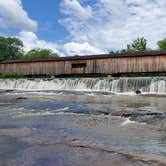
111, 110, 132, 116
136, 90, 141, 94
141, 94, 166, 97
16, 97, 28, 100
0, 89, 14, 93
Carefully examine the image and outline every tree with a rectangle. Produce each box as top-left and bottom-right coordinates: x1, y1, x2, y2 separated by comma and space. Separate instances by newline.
119, 37, 148, 54
22, 48, 59, 60
0, 37, 23, 60
157, 38, 166, 50
120, 44, 136, 54
109, 37, 148, 55
126, 37, 147, 52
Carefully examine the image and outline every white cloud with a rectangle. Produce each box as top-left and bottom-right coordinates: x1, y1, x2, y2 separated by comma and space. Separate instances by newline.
60, 0, 166, 51
63, 42, 106, 56
18, 31, 60, 54
0, 0, 37, 31
18, 31, 105, 57
4, 0, 166, 57
60, 0, 92, 20
125, 0, 147, 5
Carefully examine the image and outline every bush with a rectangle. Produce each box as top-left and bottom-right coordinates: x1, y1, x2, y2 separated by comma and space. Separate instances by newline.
0, 73, 24, 79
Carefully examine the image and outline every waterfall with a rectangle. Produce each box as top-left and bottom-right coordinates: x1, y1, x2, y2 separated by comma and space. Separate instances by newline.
0, 77, 166, 94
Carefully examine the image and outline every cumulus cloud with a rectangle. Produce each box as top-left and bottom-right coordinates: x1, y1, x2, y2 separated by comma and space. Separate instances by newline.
60, 0, 166, 51
60, 0, 92, 20
18, 31, 60, 54
63, 42, 106, 56
18, 31, 106, 56
0, 0, 37, 31
3, 0, 166, 57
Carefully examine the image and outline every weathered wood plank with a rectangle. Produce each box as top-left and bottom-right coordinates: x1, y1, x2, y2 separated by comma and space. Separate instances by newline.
0, 54, 166, 76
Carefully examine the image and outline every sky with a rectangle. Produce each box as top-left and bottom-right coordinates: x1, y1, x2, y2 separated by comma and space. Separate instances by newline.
0, 0, 166, 56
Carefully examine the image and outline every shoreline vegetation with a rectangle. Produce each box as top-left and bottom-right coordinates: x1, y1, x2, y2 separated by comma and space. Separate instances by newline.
0, 73, 24, 79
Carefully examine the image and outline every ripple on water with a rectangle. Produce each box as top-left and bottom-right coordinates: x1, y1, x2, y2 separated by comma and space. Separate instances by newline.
0, 91, 166, 165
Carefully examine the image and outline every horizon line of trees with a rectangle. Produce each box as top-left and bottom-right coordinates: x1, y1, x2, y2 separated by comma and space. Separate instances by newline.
109, 37, 166, 55
0, 36, 59, 61
0, 36, 166, 61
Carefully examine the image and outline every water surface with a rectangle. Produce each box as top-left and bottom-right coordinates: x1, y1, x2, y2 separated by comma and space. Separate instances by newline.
0, 90, 166, 165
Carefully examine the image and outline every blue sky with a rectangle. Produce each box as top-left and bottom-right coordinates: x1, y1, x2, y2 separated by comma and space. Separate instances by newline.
23, 0, 68, 41
0, 0, 166, 56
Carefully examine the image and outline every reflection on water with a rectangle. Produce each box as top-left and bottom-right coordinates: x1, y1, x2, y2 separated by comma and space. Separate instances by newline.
0, 90, 166, 165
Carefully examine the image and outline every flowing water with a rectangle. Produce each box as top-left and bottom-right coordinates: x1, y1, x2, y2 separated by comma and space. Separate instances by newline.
0, 78, 166, 165
0, 77, 166, 94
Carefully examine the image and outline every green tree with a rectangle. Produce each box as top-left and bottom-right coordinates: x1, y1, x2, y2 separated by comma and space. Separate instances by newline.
126, 37, 147, 52
120, 44, 136, 54
157, 38, 166, 50
109, 50, 121, 55
0, 37, 23, 60
109, 37, 148, 55
22, 48, 59, 60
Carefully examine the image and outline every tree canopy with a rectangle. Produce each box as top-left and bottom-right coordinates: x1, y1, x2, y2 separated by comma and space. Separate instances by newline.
0, 37, 23, 61
21, 48, 59, 60
121, 37, 148, 54
110, 37, 150, 55
0, 36, 59, 61
130, 37, 147, 52
157, 38, 166, 50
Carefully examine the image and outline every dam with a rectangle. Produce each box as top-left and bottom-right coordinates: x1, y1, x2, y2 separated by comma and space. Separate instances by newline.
0, 77, 166, 94
0, 50, 166, 76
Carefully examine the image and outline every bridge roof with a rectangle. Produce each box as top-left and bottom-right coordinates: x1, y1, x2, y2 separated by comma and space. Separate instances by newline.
0, 50, 166, 64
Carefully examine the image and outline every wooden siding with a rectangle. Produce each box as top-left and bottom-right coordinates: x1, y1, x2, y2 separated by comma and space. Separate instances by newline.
0, 53, 166, 76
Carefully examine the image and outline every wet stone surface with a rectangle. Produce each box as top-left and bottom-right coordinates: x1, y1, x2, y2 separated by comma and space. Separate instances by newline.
0, 91, 166, 165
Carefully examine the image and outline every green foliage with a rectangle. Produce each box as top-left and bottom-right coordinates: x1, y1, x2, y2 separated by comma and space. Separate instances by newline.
0, 73, 24, 78
123, 37, 148, 53
130, 37, 147, 51
109, 50, 121, 55
0, 36, 59, 61
110, 37, 148, 55
21, 48, 59, 60
0, 37, 23, 61
157, 38, 166, 50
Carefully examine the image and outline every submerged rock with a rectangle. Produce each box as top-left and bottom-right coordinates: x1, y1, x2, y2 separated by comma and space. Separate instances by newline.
0, 89, 14, 93
111, 109, 166, 130
16, 97, 28, 100
111, 110, 132, 116
136, 90, 141, 94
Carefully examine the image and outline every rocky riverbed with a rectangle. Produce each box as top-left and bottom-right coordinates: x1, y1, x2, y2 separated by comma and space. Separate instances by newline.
0, 90, 166, 165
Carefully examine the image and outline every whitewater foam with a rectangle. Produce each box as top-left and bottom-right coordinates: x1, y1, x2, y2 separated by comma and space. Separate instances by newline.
121, 118, 146, 126
0, 77, 166, 94
121, 118, 136, 126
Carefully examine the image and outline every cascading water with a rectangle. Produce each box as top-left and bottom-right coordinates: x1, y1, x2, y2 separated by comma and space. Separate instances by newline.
0, 77, 166, 94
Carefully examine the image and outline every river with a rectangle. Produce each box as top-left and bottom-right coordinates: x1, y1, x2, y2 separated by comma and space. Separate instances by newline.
0, 78, 166, 165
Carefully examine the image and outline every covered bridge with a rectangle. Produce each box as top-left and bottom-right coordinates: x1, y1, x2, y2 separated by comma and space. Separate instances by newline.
0, 51, 166, 77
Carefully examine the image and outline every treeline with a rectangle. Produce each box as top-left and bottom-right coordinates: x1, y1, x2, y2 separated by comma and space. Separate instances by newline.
0, 36, 59, 61
0, 36, 166, 61
109, 37, 166, 55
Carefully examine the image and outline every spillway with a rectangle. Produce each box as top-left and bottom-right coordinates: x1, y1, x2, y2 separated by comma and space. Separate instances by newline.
0, 77, 166, 94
